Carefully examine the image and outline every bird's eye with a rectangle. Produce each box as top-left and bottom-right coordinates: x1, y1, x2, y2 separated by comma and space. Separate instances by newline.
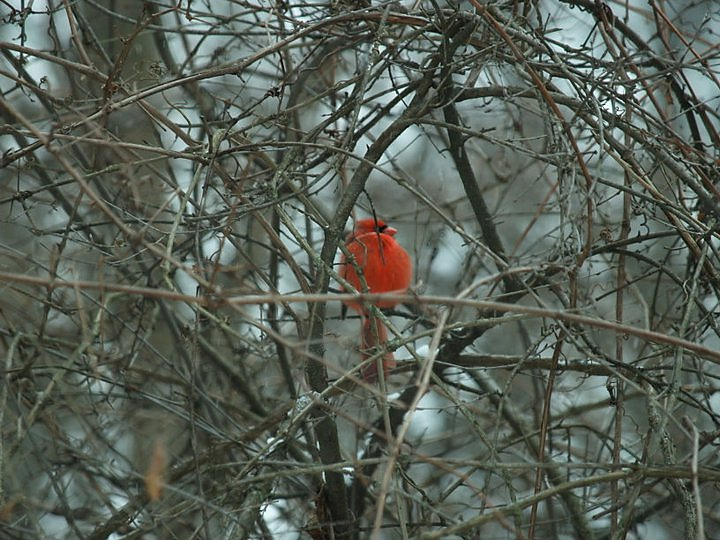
377, 224, 387, 233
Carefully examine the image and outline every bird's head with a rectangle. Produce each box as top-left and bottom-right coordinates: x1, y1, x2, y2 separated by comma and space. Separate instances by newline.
354, 218, 397, 236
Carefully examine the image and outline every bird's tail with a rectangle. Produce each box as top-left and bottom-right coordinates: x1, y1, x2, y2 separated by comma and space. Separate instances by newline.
360, 315, 396, 382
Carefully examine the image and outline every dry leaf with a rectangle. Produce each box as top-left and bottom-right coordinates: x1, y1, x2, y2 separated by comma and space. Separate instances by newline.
144, 439, 167, 501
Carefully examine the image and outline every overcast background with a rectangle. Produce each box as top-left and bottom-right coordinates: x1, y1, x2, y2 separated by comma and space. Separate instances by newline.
1, 0, 719, 539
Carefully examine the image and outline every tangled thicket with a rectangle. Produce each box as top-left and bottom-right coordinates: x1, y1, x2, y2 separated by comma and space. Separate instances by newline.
1, 1, 719, 538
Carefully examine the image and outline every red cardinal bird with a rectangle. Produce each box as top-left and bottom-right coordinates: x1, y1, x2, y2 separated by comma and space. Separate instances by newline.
340, 218, 412, 381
